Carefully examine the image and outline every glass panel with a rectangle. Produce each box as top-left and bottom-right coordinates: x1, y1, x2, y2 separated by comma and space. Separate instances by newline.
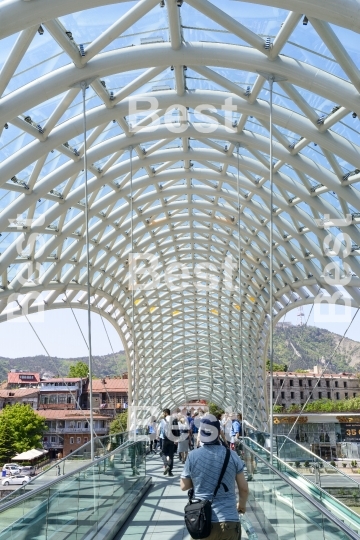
0, 436, 147, 539
245, 435, 360, 536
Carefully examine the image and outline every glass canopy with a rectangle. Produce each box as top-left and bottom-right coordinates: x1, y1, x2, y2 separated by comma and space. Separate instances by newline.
0, 0, 360, 427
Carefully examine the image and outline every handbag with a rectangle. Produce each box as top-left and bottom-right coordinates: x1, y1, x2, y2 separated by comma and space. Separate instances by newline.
184, 448, 231, 539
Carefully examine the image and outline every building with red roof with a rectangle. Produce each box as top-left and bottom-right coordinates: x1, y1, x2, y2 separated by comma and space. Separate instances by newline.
7, 371, 40, 388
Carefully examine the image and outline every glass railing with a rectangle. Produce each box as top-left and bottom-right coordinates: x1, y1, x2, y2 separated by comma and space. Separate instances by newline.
0, 430, 137, 505
243, 443, 358, 540
274, 434, 360, 491
244, 437, 360, 536
0, 435, 149, 540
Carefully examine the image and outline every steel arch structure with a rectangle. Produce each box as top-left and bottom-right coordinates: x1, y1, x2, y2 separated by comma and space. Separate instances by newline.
1, 0, 360, 426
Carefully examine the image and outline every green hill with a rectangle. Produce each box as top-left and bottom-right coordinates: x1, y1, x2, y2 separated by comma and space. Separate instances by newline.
0, 351, 128, 384
274, 324, 360, 373
1, 325, 359, 384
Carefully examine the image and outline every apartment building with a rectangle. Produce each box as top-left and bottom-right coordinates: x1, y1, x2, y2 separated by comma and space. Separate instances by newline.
91, 378, 128, 415
0, 388, 39, 409
38, 409, 110, 458
38, 378, 87, 410
268, 368, 360, 410
7, 370, 40, 389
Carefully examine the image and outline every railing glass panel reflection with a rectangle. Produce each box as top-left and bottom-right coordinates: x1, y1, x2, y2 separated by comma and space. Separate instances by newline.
244, 437, 360, 537
0, 436, 148, 540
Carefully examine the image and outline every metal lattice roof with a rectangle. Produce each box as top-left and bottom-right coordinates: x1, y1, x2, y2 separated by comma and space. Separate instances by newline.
1, 0, 360, 426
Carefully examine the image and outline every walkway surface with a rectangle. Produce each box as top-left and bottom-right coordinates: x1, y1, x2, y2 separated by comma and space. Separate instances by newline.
116, 455, 267, 540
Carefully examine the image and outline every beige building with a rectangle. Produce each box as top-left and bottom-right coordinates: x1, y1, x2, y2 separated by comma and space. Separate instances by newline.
268, 368, 360, 410
0, 388, 39, 409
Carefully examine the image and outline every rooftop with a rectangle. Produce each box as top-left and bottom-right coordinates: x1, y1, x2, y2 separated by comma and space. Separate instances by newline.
0, 389, 39, 398
7, 373, 40, 384
37, 409, 109, 421
92, 378, 128, 392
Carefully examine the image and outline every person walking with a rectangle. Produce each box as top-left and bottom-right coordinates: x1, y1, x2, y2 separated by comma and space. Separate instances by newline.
147, 415, 158, 453
230, 414, 242, 452
180, 415, 248, 539
159, 408, 180, 476
178, 416, 190, 463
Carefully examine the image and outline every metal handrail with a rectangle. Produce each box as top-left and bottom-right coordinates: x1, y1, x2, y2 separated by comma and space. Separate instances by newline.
244, 443, 360, 540
277, 434, 359, 483
0, 431, 127, 507
0, 435, 148, 515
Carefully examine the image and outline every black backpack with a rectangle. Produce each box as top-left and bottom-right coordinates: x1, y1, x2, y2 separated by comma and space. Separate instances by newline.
184, 449, 230, 539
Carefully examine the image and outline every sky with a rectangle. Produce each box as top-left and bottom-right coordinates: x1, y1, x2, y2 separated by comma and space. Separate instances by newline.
0, 308, 123, 359
0, 301, 359, 360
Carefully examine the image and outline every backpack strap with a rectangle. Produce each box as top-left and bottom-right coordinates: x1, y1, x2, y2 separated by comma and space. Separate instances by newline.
212, 448, 231, 501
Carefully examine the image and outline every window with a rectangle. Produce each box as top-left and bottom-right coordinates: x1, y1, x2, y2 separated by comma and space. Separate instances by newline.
318, 380, 321, 387
300, 391, 304, 399
335, 381, 339, 388
281, 392, 285, 399
308, 380, 312, 387
84, 437, 88, 443
67, 396, 72, 404
336, 392, 340, 400
273, 391, 275, 398
326, 380, 330, 388
280, 379, 284, 386
51, 436, 56, 443
77, 437, 81, 443
299, 380, 303, 387
354, 393, 357, 398
344, 382, 347, 388
77, 422, 82, 429
291, 392, 294, 399
84, 422, 89, 429
70, 437, 74, 444
290, 380, 293, 387
318, 392, 322, 399
58, 395, 66, 403
327, 392, 331, 399
345, 393, 348, 399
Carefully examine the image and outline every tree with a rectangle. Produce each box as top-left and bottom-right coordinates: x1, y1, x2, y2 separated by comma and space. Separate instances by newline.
68, 361, 89, 378
266, 360, 288, 372
208, 402, 225, 418
0, 404, 45, 455
0, 418, 17, 465
110, 411, 128, 434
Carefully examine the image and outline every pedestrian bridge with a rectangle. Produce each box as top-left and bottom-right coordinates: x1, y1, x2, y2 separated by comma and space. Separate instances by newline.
0, 434, 359, 540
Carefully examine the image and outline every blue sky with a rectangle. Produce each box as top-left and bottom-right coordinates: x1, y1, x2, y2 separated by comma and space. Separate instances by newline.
0, 302, 359, 360
0, 308, 123, 358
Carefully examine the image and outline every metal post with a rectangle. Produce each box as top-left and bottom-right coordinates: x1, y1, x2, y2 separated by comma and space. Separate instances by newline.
129, 147, 136, 438
236, 144, 245, 443
81, 81, 95, 462
269, 76, 274, 465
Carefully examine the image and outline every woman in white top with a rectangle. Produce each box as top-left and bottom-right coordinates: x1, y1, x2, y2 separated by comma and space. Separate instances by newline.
177, 416, 190, 463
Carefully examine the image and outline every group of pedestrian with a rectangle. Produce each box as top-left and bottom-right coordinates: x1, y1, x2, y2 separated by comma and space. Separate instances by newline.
145, 408, 250, 539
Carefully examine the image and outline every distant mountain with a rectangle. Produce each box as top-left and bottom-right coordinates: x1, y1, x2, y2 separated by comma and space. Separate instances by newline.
0, 351, 127, 384
1, 325, 359, 384
274, 325, 360, 373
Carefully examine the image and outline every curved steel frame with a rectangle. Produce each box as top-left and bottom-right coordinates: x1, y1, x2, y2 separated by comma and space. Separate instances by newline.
1, 0, 360, 426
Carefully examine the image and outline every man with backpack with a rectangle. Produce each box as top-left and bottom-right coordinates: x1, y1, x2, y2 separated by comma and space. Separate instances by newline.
180, 415, 248, 539
159, 408, 180, 476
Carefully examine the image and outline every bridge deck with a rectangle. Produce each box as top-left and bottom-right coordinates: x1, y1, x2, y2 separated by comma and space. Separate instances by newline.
116, 455, 266, 540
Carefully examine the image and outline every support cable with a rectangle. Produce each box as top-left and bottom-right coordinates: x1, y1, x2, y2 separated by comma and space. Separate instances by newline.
273, 305, 314, 407
81, 81, 95, 461
15, 300, 99, 437
280, 307, 360, 449
63, 293, 115, 417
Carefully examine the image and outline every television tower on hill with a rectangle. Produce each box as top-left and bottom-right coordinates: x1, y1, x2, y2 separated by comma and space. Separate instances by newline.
297, 306, 305, 326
